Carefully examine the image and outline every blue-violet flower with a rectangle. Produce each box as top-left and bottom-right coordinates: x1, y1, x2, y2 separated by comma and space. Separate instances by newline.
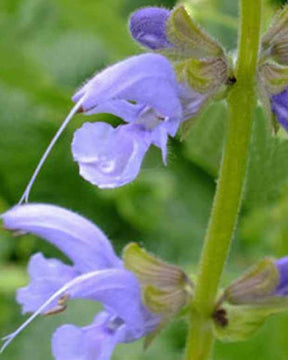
1, 203, 159, 359
20, 52, 209, 202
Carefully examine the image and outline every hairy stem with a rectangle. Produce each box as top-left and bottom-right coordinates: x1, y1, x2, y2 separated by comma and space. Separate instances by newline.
184, 0, 262, 359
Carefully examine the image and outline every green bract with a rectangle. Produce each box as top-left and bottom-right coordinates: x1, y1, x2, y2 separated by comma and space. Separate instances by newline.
165, 6, 224, 59
213, 258, 288, 342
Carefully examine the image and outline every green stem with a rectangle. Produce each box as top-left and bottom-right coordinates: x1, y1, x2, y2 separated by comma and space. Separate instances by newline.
184, 1, 262, 359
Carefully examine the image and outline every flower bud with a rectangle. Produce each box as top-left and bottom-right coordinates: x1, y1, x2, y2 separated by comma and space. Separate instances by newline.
129, 7, 172, 50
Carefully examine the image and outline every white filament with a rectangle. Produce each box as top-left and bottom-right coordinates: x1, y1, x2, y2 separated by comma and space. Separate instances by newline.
18, 99, 84, 205
0, 270, 100, 353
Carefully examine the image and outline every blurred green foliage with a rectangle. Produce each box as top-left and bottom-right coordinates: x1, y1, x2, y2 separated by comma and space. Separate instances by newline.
1, 0, 288, 359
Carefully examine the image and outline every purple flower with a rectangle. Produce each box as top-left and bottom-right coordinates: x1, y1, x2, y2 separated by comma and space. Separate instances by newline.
19, 52, 209, 202
271, 87, 288, 131
1, 204, 159, 359
19, 53, 186, 202
129, 7, 172, 50
71, 53, 183, 189
275, 257, 288, 296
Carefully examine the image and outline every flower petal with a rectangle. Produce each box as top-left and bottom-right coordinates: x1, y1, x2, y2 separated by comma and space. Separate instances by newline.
129, 7, 172, 50
275, 257, 288, 295
179, 83, 209, 120
17, 253, 77, 314
52, 313, 124, 360
2, 204, 121, 273
67, 269, 144, 332
72, 54, 182, 120
72, 122, 151, 188
271, 87, 288, 131
151, 126, 169, 165
84, 100, 144, 122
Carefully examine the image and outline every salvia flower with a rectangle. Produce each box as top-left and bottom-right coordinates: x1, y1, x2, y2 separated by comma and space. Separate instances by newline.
257, 62, 288, 131
19, 6, 231, 203
261, 4, 288, 65
71, 53, 183, 188
19, 53, 187, 202
220, 256, 288, 307
259, 5, 288, 131
0, 204, 160, 359
1, 204, 192, 358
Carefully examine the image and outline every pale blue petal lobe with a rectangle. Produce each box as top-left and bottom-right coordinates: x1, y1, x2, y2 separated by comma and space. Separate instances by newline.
2, 204, 121, 273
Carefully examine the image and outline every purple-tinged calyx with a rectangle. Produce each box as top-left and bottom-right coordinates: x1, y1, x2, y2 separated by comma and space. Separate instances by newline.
258, 62, 288, 132
129, 7, 172, 50
219, 258, 279, 306
123, 243, 193, 317
218, 256, 288, 306
261, 5, 288, 65
123, 243, 193, 349
0, 204, 158, 358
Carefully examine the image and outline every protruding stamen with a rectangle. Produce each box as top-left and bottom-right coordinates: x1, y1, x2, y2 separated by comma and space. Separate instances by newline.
0, 270, 99, 353
18, 99, 84, 205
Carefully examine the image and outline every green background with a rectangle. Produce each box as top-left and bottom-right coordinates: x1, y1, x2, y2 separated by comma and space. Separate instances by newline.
1, 0, 288, 359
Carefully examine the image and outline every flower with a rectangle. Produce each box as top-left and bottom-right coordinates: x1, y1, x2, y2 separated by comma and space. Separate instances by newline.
1, 203, 159, 359
71, 53, 183, 188
271, 87, 288, 131
19, 7, 227, 202
129, 7, 172, 50
19, 53, 188, 202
